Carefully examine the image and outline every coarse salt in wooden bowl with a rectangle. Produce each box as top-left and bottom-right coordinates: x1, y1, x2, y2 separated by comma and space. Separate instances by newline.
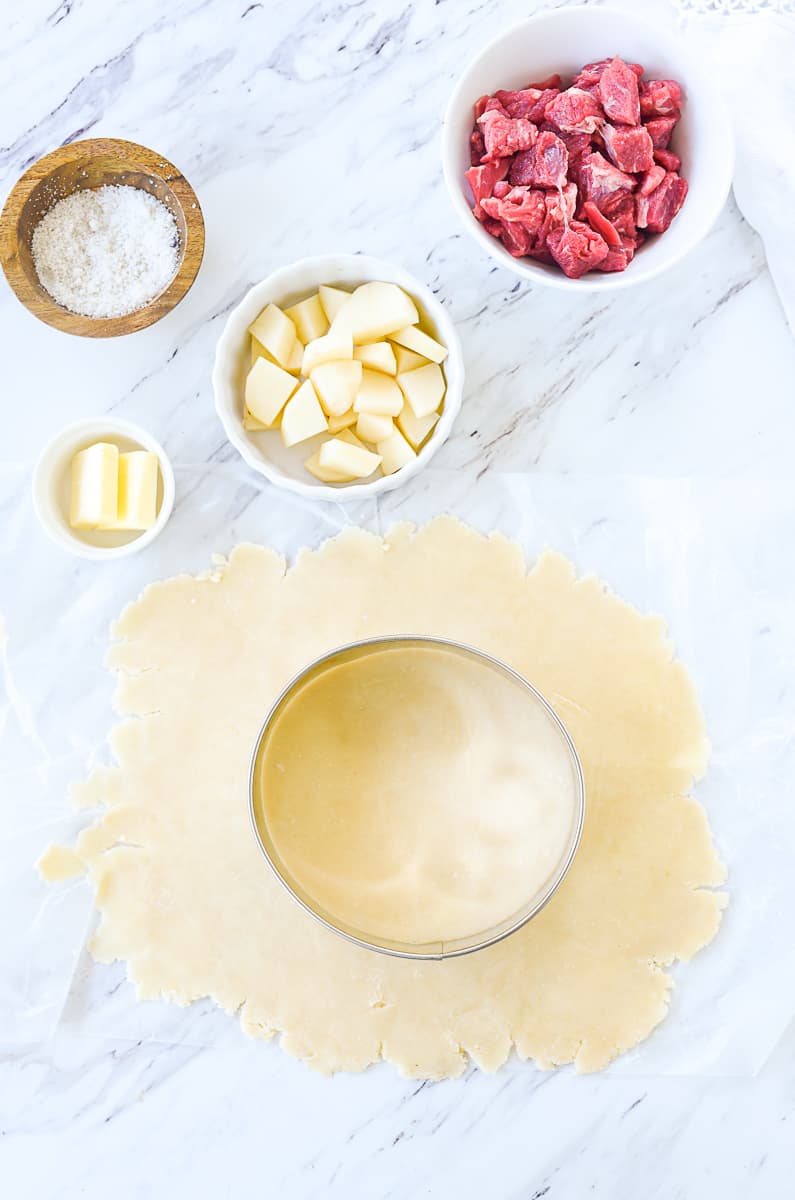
0, 138, 205, 337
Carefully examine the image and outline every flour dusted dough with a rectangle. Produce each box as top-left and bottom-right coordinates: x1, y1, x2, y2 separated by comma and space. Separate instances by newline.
40, 519, 727, 1077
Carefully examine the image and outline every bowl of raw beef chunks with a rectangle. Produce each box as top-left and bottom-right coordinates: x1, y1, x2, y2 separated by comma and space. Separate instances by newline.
442, 5, 734, 288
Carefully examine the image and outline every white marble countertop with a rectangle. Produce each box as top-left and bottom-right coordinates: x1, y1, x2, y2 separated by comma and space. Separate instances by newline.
2, 0, 795, 1196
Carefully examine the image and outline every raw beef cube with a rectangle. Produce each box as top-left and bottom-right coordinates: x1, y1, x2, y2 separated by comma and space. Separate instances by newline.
546, 181, 578, 226
602, 123, 654, 173
645, 116, 678, 149
497, 86, 561, 123
547, 220, 609, 278
645, 172, 688, 233
602, 193, 637, 240
544, 87, 605, 135
654, 147, 681, 172
574, 58, 644, 88
482, 187, 546, 240
492, 180, 512, 199
639, 164, 666, 196
635, 193, 650, 229
474, 95, 490, 120
469, 128, 485, 165
597, 246, 629, 272
478, 110, 537, 160
465, 159, 510, 216
583, 200, 622, 248
483, 217, 503, 238
639, 79, 682, 119
483, 97, 508, 115
555, 129, 593, 166
579, 151, 636, 210
508, 130, 568, 188
598, 57, 641, 125
498, 221, 533, 257
528, 73, 562, 90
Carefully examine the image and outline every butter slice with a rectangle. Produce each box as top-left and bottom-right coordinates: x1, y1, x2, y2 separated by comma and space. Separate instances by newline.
70, 442, 119, 528
101, 451, 159, 531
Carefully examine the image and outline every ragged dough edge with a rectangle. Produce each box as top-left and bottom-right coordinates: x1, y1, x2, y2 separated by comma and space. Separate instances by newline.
38, 517, 728, 1078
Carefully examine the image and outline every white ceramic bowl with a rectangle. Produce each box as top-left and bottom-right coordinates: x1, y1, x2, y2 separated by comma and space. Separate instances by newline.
442, 5, 735, 290
213, 254, 464, 502
32, 417, 175, 560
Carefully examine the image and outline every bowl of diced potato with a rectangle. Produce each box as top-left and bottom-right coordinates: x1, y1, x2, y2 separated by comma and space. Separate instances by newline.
212, 254, 464, 500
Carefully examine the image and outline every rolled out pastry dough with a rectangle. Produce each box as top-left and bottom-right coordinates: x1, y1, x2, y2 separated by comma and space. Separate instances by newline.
40, 518, 727, 1078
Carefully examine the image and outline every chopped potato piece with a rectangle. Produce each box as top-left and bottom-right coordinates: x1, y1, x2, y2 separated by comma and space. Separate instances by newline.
248, 303, 297, 368
327, 408, 357, 434
281, 380, 328, 447
302, 332, 354, 375
353, 341, 397, 375
397, 403, 440, 450
245, 357, 298, 427
378, 426, 417, 476
304, 450, 354, 484
390, 325, 448, 363
397, 363, 446, 418
330, 282, 419, 345
286, 339, 304, 374
243, 408, 270, 432
336, 428, 368, 450
392, 345, 428, 373
353, 369, 403, 416
318, 284, 350, 323
250, 336, 267, 366
285, 293, 329, 344
319, 438, 381, 479
356, 411, 394, 444
311, 360, 363, 417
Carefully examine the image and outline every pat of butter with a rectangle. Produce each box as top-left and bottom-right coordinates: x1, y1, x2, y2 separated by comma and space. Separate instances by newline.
70, 442, 119, 529
100, 451, 159, 531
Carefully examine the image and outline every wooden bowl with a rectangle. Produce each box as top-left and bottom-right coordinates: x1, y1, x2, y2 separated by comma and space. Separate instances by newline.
0, 138, 205, 337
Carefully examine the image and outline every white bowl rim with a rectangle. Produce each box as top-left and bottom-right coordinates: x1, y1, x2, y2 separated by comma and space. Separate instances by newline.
442, 3, 736, 292
212, 253, 464, 502
32, 416, 176, 560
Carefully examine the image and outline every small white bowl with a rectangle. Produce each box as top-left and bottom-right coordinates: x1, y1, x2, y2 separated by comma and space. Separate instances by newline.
32, 417, 175, 560
212, 254, 464, 502
442, 5, 735, 290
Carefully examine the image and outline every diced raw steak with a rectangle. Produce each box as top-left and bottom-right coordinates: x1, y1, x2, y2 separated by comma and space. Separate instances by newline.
478, 110, 537, 160
598, 246, 630, 272
498, 221, 533, 257
474, 95, 490, 121
602, 123, 654, 173
465, 159, 510, 216
508, 129, 568, 188
638, 164, 666, 196
598, 57, 641, 125
645, 115, 678, 149
494, 87, 560, 123
574, 58, 644, 88
546, 181, 578, 226
579, 150, 636, 210
582, 200, 622, 247
492, 180, 511, 199
639, 79, 682, 119
544, 87, 604, 134
470, 128, 485, 165
481, 187, 546, 240
602, 194, 637, 240
644, 172, 688, 233
547, 220, 609, 278
654, 147, 681, 172
528, 73, 562, 90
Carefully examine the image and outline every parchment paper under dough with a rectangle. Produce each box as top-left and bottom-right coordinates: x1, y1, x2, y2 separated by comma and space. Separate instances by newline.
39, 518, 727, 1078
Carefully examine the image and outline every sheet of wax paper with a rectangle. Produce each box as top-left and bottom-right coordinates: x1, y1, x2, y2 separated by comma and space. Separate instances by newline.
2, 457, 794, 1077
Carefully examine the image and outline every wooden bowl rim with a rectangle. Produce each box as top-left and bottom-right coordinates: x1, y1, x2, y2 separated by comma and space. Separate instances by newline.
0, 137, 205, 338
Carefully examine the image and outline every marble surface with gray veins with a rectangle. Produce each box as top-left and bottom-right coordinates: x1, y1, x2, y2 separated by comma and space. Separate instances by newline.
2, 1, 794, 1197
